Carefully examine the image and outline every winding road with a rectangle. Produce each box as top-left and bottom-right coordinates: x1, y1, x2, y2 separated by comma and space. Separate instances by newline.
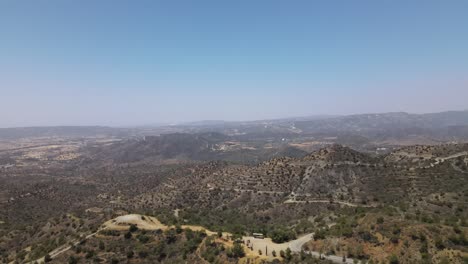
26, 214, 357, 264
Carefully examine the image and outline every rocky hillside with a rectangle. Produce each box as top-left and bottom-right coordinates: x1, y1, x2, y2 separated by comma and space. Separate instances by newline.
2, 142, 467, 264
84, 132, 307, 164
132, 143, 468, 213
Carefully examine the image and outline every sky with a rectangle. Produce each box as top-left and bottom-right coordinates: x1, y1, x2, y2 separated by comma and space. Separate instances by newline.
1, 0, 468, 127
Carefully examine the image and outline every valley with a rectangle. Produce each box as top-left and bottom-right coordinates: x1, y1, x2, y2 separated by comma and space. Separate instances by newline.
1, 111, 468, 263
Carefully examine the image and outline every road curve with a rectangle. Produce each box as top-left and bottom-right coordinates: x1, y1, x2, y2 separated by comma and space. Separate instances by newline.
288, 233, 355, 263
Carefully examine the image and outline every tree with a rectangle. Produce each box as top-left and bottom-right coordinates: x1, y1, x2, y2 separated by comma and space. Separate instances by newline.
285, 247, 292, 261
314, 229, 327, 240
129, 224, 138, 233
165, 229, 177, 244
85, 250, 95, 259
137, 234, 150, 243
232, 243, 245, 258
270, 229, 296, 243
389, 254, 399, 264
68, 256, 78, 264
138, 250, 148, 258
280, 250, 285, 258
355, 244, 365, 259
175, 224, 183, 234
124, 231, 132, 239
272, 250, 277, 257
300, 250, 306, 260
44, 254, 52, 263
435, 238, 445, 250
227, 243, 245, 258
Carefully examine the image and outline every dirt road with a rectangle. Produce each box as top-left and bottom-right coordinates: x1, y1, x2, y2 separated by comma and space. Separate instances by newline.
28, 214, 357, 264
25, 230, 100, 264
284, 198, 375, 208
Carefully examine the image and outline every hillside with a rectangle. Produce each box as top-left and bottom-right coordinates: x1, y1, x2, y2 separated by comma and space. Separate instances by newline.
1, 142, 467, 263
84, 132, 307, 164
133, 143, 466, 209
119, 144, 468, 263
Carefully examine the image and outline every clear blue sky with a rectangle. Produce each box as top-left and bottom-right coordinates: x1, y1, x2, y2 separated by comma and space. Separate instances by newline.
1, 0, 467, 127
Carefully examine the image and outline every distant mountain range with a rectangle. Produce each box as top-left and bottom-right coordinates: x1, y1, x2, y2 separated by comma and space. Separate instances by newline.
1, 110, 468, 142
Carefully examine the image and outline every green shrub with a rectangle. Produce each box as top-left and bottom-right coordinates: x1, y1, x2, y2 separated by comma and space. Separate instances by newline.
389, 254, 399, 264
129, 224, 138, 233
44, 254, 52, 263
227, 243, 245, 258
68, 256, 78, 264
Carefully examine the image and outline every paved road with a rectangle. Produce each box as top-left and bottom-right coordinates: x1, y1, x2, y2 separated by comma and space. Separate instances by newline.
288, 233, 356, 264
288, 233, 314, 251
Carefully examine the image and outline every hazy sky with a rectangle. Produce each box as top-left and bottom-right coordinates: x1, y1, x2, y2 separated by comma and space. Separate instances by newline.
1, 0, 467, 127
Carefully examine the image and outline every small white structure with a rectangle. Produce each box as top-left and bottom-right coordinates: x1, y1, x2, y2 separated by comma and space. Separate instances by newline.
253, 233, 264, 239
